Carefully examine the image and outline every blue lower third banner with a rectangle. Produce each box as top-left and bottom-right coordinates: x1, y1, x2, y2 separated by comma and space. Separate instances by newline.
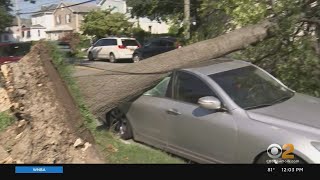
15, 166, 63, 174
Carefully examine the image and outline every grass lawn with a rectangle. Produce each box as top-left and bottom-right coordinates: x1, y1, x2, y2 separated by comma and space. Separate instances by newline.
0, 111, 15, 131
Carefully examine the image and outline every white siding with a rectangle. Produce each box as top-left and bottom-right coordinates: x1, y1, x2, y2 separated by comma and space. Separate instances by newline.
129, 17, 170, 34
99, 0, 169, 34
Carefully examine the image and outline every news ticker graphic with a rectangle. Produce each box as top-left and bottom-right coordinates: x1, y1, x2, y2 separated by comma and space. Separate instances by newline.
0, 165, 316, 177
15, 166, 63, 174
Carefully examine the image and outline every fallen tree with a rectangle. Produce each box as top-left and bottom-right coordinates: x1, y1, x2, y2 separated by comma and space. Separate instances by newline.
76, 21, 274, 122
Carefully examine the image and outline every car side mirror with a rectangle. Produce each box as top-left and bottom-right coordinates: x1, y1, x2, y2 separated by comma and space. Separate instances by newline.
198, 96, 222, 110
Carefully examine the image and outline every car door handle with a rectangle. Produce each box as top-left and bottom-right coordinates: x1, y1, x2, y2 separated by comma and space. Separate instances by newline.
166, 109, 182, 116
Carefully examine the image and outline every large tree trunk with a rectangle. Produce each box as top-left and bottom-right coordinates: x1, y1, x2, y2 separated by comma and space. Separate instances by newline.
76, 21, 274, 122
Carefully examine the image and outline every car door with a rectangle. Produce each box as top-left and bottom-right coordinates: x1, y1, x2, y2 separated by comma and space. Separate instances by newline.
166, 70, 237, 163
162, 39, 176, 53
142, 39, 163, 58
91, 40, 103, 59
126, 76, 174, 150
99, 39, 114, 59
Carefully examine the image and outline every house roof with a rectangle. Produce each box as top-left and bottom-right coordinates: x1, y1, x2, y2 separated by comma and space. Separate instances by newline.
31, 4, 58, 16
12, 17, 32, 27
31, 24, 46, 29
60, 2, 98, 13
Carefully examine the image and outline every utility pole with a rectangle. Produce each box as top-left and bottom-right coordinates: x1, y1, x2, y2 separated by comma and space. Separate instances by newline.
14, 0, 22, 41
184, 0, 190, 40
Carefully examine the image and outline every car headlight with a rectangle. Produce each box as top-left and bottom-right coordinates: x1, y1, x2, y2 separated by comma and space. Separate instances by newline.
311, 142, 320, 151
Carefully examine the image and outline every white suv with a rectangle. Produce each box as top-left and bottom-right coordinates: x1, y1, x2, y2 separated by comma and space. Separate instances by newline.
87, 37, 140, 63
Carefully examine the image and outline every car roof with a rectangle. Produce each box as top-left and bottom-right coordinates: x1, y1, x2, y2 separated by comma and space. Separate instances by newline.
183, 58, 252, 76
101, 37, 136, 40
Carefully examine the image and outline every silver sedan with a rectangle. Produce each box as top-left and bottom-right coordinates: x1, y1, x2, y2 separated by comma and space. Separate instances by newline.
106, 58, 320, 164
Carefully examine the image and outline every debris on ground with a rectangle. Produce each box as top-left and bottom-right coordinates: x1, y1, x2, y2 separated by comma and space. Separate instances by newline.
0, 42, 104, 164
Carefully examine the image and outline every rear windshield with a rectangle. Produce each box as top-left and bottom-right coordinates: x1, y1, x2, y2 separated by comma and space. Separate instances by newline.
122, 39, 139, 46
0, 43, 32, 57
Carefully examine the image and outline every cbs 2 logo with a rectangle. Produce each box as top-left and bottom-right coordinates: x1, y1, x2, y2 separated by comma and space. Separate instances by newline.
267, 144, 295, 159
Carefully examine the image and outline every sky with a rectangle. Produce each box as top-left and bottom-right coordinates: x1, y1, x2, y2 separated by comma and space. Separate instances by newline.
11, 0, 99, 18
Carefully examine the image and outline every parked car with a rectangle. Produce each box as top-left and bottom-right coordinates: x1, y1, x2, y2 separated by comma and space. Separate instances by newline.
56, 41, 72, 55
87, 37, 140, 63
106, 58, 320, 164
0, 42, 32, 65
132, 37, 181, 63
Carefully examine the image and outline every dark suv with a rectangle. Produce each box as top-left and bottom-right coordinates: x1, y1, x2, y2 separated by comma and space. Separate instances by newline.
132, 37, 181, 62
0, 42, 32, 65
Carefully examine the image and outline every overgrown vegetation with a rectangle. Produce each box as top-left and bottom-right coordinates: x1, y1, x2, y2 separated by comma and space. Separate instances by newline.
49, 42, 184, 163
0, 111, 15, 131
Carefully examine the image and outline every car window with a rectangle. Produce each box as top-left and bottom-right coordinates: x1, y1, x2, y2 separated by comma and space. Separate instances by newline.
150, 40, 162, 47
100, 39, 117, 46
209, 66, 294, 109
162, 40, 174, 47
122, 39, 139, 46
144, 76, 172, 98
174, 71, 217, 104
94, 40, 102, 47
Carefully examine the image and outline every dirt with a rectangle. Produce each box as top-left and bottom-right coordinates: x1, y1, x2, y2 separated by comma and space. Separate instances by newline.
0, 42, 104, 164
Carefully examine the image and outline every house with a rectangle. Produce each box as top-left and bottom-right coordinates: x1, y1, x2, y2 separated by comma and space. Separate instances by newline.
98, 0, 170, 34
46, 2, 98, 40
0, 17, 31, 43
29, 4, 58, 41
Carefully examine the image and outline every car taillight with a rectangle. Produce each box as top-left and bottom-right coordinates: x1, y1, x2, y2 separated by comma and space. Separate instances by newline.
118, 45, 126, 49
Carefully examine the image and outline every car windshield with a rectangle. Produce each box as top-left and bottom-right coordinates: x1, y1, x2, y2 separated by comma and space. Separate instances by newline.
122, 39, 139, 46
209, 66, 294, 110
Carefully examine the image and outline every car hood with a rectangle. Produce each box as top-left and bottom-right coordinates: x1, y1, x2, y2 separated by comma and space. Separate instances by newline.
247, 93, 320, 129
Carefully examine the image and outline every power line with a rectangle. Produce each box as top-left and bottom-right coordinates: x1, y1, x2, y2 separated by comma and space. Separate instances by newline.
19, 0, 61, 12
18, 0, 96, 15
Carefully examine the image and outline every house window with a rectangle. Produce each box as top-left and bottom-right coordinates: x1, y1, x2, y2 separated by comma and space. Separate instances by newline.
22, 31, 25, 38
56, 15, 61, 25
148, 25, 152, 32
27, 31, 31, 38
66, 14, 71, 23
38, 30, 41, 37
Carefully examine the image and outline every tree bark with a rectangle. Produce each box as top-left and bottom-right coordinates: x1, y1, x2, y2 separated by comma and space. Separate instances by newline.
75, 20, 274, 122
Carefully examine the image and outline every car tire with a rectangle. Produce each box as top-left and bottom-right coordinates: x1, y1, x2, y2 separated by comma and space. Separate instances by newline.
109, 53, 117, 63
254, 152, 307, 164
88, 52, 94, 61
132, 54, 141, 63
106, 108, 133, 140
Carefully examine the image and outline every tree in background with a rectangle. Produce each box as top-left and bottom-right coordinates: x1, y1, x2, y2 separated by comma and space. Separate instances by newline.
126, 0, 320, 97
0, 0, 13, 32
81, 10, 133, 39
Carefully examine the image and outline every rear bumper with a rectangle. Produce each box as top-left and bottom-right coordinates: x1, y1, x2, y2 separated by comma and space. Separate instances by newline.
115, 52, 134, 59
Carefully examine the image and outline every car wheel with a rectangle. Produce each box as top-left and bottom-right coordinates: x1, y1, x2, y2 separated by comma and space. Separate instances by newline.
88, 52, 94, 61
132, 54, 141, 63
254, 152, 307, 164
109, 53, 117, 63
107, 108, 133, 140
